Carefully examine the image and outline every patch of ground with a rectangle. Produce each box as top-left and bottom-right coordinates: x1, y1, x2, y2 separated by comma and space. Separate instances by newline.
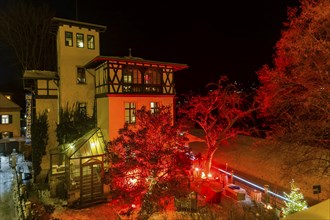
189, 132, 330, 205
32, 179, 230, 220
50, 202, 119, 220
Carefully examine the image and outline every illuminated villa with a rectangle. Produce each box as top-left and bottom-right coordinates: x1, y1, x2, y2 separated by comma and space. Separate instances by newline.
23, 17, 188, 206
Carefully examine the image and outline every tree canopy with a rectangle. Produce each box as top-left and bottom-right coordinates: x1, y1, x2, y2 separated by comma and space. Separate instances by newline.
282, 179, 308, 218
179, 76, 256, 174
256, 0, 330, 175
56, 103, 96, 145
31, 110, 49, 179
108, 106, 192, 219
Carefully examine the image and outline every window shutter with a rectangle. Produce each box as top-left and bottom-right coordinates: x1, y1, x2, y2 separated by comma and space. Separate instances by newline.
0, 133, 2, 139
0, 115, 2, 124
9, 132, 13, 138
9, 115, 13, 123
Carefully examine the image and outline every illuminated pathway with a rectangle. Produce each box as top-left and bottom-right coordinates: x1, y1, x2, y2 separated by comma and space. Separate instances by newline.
0, 155, 18, 220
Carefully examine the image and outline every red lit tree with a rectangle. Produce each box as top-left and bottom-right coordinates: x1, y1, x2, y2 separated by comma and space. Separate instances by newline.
108, 106, 192, 219
178, 76, 256, 174
256, 0, 330, 175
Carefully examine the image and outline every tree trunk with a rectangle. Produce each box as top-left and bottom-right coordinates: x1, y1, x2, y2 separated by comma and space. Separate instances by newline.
205, 146, 218, 175
138, 178, 157, 220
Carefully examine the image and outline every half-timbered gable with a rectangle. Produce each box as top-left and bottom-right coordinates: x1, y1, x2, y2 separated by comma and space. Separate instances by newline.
85, 56, 187, 97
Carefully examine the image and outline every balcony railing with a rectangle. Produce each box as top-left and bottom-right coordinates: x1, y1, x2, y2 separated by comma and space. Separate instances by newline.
95, 82, 175, 96
122, 84, 162, 94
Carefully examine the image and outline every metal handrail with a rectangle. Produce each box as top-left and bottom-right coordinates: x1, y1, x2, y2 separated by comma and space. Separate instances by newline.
213, 166, 289, 209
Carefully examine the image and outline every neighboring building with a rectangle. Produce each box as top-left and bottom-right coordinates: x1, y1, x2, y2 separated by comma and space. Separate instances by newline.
23, 70, 58, 147
22, 17, 188, 206
0, 92, 23, 154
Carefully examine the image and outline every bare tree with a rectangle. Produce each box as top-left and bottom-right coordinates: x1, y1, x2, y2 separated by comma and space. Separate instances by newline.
179, 76, 256, 174
0, 1, 56, 72
256, 0, 330, 175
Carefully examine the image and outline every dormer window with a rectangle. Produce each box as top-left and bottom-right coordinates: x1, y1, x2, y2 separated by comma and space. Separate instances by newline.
76, 33, 84, 48
65, 31, 73, 47
87, 35, 95, 49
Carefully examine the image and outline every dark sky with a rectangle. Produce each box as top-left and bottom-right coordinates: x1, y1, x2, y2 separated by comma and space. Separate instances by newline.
0, 0, 300, 95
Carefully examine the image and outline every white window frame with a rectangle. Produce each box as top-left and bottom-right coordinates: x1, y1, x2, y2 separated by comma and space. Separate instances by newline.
125, 102, 136, 124
1, 115, 10, 124
65, 31, 73, 47
150, 102, 160, 114
87, 35, 95, 49
76, 33, 84, 48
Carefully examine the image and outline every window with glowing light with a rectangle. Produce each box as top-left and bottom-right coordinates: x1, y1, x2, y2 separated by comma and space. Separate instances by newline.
0, 115, 12, 124
76, 33, 84, 48
77, 67, 86, 84
123, 67, 142, 84
0, 131, 13, 139
123, 67, 142, 92
87, 35, 95, 49
125, 102, 136, 124
144, 68, 162, 93
77, 102, 87, 115
150, 102, 160, 114
65, 31, 73, 46
144, 68, 161, 85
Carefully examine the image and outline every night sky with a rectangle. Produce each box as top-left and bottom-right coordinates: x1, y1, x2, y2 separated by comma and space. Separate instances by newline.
0, 0, 300, 97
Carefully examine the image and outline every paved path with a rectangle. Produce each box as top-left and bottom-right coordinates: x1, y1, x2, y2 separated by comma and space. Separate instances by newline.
0, 155, 18, 220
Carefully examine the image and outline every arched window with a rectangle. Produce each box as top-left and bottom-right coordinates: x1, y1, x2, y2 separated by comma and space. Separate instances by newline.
144, 68, 161, 85
123, 67, 142, 84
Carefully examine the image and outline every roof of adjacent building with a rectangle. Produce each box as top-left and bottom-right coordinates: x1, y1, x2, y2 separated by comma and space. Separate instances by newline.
52, 17, 107, 32
55, 128, 106, 158
23, 70, 58, 79
0, 93, 22, 111
283, 199, 330, 220
84, 55, 189, 71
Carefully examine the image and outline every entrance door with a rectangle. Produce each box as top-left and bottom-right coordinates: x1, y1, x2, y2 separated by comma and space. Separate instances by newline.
80, 162, 104, 205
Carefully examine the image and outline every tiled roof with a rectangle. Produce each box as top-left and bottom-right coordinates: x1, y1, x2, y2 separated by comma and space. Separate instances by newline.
0, 93, 22, 111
